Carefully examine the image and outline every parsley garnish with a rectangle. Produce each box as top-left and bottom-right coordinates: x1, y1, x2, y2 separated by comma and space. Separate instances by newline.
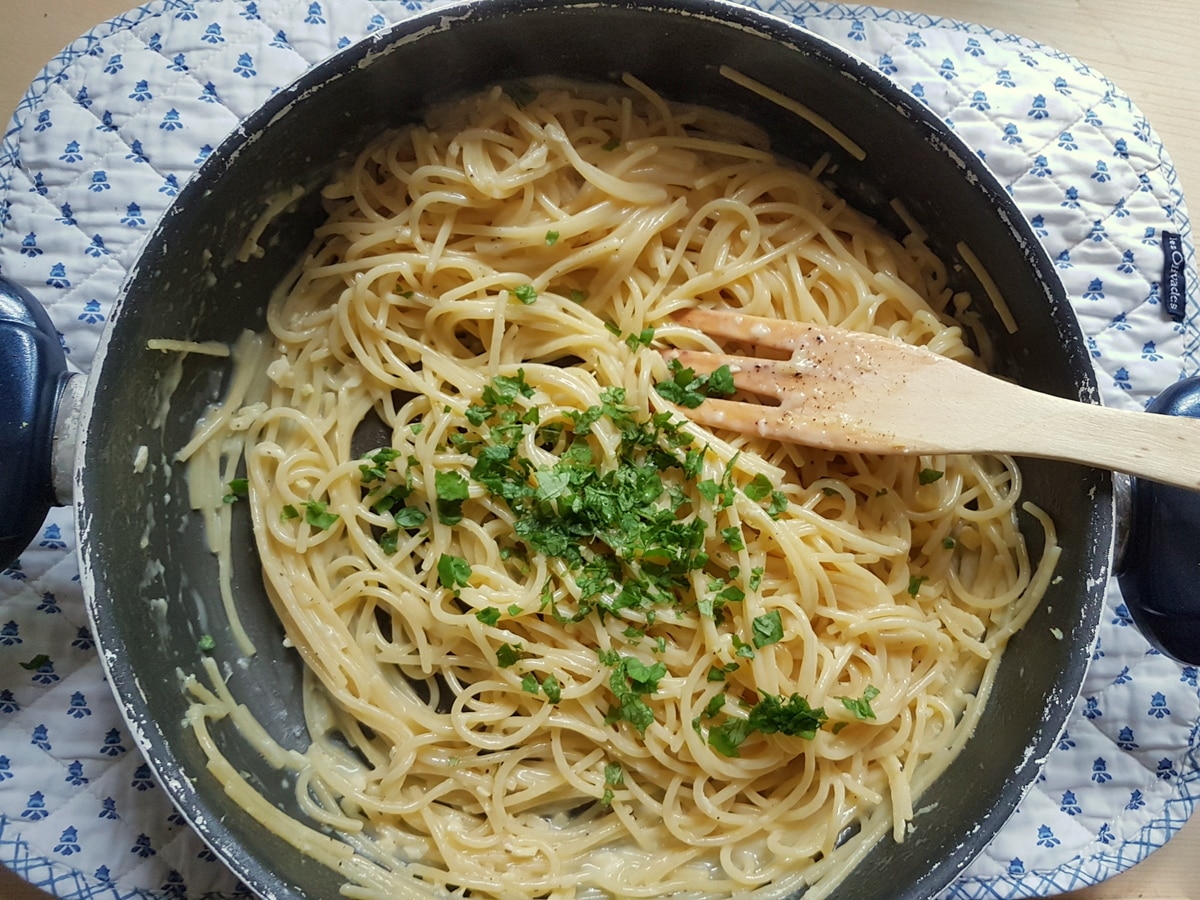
751, 609, 783, 648
496, 643, 523, 668
704, 693, 726, 718
434, 471, 470, 524
359, 447, 402, 483
748, 566, 764, 591
907, 575, 928, 597
393, 506, 428, 529
476, 607, 501, 626
654, 358, 736, 408
19, 654, 50, 671
720, 525, 745, 552
437, 553, 472, 591
919, 467, 944, 485
743, 474, 772, 501
545, 230, 560, 246
624, 327, 655, 351
708, 693, 828, 757
303, 499, 339, 531
707, 661, 740, 682
197, 634, 216, 653
601, 761, 623, 805
840, 685, 881, 721
732, 634, 756, 659
222, 478, 248, 504
509, 284, 538, 305
605, 655, 667, 733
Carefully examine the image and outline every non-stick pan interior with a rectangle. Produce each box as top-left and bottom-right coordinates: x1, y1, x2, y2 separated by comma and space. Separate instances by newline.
78, 1, 1111, 897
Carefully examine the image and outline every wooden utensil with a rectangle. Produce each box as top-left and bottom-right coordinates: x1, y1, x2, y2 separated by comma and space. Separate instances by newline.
663, 307, 1200, 491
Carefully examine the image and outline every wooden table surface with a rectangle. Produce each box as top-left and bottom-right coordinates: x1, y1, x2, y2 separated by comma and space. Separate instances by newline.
2, 2, 1197, 899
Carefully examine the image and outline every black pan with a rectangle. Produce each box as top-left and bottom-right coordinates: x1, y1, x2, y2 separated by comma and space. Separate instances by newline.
2, 0, 1198, 897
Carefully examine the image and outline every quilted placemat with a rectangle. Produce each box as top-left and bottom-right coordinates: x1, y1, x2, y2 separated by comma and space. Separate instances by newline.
0, 1, 1196, 898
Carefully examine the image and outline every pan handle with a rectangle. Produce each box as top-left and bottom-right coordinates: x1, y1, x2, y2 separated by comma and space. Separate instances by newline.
0, 275, 76, 569
1118, 376, 1200, 664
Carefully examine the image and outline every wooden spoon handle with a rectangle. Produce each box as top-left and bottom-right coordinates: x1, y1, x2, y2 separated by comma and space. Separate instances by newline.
985, 387, 1200, 490
669, 309, 1200, 490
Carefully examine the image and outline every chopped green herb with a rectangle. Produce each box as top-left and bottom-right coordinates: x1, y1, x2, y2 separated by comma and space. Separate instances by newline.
602, 137, 620, 151
624, 327, 655, 351
704, 693, 726, 718
437, 553, 472, 591
434, 471, 470, 524
521, 673, 540, 694
942, 536, 956, 549
542, 674, 562, 704
569, 289, 589, 304
601, 761, 623, 805
732, 634, 756, 659
222, 478, 249, 503
19, 654, 50, 671
359, 447, 402, 483
507, 603, 523, 617
907, 575, 928, 597
748, 566, 764, 591
708, 717, 753, 757
707, 661, 740, 682
840, 685, 881, 721
743, 473, 772, 501
369, 484, 409, 515
303, 499, 339, 531
476, 607, 501, 626
378, 529, 400, 556
510, 284, 538, 305
720, 525, 745, 552
751, 693, 828, 738
197, 634, 216, 653
496, 643, 523, 668
654, 359, 736, 408
393, 505, 428, 530
708, 692, 828, 757
545, 230, 560, 246
605, 655, 667, 733
751, 609, 783, 648
919, 467, 944, 485
281, 504, 300, 521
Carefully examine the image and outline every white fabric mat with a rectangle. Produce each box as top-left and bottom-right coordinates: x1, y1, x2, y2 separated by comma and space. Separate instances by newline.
0, 1, 1196, 898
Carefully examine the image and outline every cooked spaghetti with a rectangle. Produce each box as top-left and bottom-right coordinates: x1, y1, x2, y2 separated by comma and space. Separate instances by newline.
179, 76, 1056, 899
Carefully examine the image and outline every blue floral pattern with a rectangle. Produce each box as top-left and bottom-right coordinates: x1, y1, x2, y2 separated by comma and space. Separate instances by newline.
0, 1, 1195, 898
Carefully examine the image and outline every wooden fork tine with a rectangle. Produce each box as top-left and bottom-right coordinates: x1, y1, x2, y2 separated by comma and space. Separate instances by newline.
674, 307, 823, 352
668, 393, 882, 452
672, 395, 775, 436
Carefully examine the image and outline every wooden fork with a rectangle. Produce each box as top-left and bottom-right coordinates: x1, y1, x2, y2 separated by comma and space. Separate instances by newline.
662, 307, 1200, 491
